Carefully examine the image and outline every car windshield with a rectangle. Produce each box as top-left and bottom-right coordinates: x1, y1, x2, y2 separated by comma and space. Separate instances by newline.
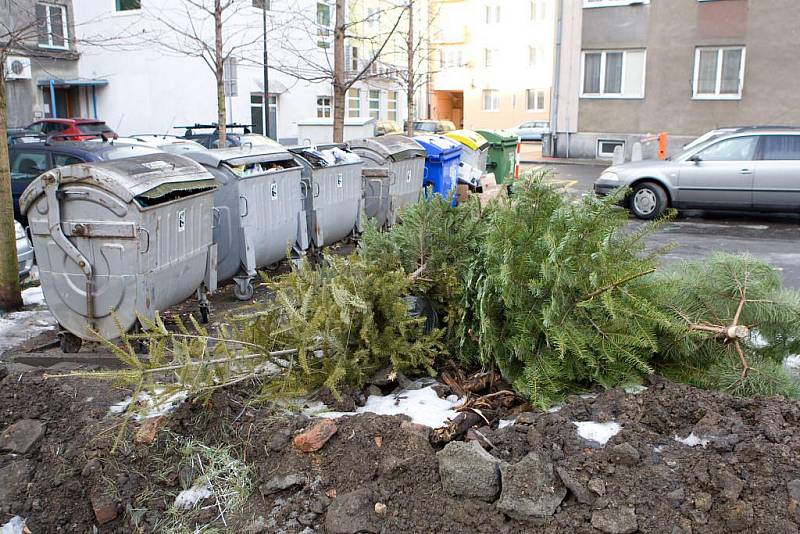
414, 122, 437, 132
77, 123, 116, 135
101, 145, 161, 160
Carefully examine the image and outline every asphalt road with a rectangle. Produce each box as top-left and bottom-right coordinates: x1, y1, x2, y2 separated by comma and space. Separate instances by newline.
522, 161, 800, 289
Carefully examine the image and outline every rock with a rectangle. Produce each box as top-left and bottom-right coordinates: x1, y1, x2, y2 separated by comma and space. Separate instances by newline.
591, 507, 638, 534
0, 460, 33, 504
374, 502, 387, 517
666, 487, 685, 502
245, 516, 270, 533
712, 467, 744, 501
555, 466, 595, 505
309, 493, 331, 514
466, 428, 494, 449
720, 500, 754, 532
397, 372, 422, 390
293, 419, 337, 452
134, 416, 163, 445
436, 440, 502, 502
788, 479, 800, 501
496, 450, 567, 520
368, 366, 395, 387
515, 412, 539, 425
0, 419, 44, 454
527, 427, 544, 448
298, 512, 317, 526
365, 385, 382, 398
81, 458, 103, 478
261, 473, 306, 495
267, 429, 292, 451
400, 420, 431, 440
588, 477, 606, 496
325, 488, 382, 534
693, 492, 713, 512
91, 494, 118, 525
608, 443, 640, 466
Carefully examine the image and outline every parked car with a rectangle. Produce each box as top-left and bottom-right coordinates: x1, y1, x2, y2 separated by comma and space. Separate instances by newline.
16, 220, 34, 281
9, 140, 160, 223
179, 123, 280, 148
23, 118, 117, 141
117, 134, 208, 154
409, 120, 456, 135
375, 120, 402, 137
512, 121, 550, 142
593, 127, 800, 219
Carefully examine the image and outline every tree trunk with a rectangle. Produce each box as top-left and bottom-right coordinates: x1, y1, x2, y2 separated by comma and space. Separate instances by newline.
215, 0, 227, 147
405, 2, 414, 137
0, 70, 22, 311
332, 0, 345, 143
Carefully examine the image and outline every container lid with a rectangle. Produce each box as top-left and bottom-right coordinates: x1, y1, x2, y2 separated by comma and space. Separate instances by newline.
186, 145, 295, 168
476, 129, 520, 145
289, 146, 362, 169
20, 153, 216, 213
444, 130, 489, 151
413, 134, 462, 159
348, 134, 426, 162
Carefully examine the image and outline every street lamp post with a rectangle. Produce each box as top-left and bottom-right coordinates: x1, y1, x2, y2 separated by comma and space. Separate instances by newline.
262, 1, 270, 138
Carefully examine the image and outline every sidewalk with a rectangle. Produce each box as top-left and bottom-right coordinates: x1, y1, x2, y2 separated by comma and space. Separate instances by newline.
518, 142, 607, 167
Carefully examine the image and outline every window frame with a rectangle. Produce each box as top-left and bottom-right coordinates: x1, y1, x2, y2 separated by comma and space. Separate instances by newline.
580, 49, 646, 99
526, 89, 546, 112
316, 96, 332, 118
596, 139, 625, 159
583, 0, 650, 8
316, 2, 332, 48
223, 57, 238, 97
37, 3, 69, 50
528, 45, 537, 67
387, 91, 398, 121
347, 88, 361, 118
692, 46, 746, 101
115, 0, 142, 12
760, 134, 800, 161
482, 89, 500, 112
368, 89, 381, 119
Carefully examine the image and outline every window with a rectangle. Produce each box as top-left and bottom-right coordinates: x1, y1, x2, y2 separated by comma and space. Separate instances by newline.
387, 91, 397, 121
369, 90, 381, 119
116, 0, 141, 11
482, 89, 499, 111
11, 152, 48, 180
583, 0, 650, 8
250, 94, 277, 137
317, 2, 332, 48
693, 47, 745, 99
36, 3, 68, 49
223, 58, 238, 97
252, 0, 270, 9
485, 4, 500, 23
317, 96, 332, 118
581, 49, 646, 98
597, 139, 625, 159
347, 89, 361, 117
484, 48, 496, 68
528, 46, 538, 67
526, 89, 545, 111
762, 135, 800, 161
351, 46, 359, 71
530, 0, 546, 20
696, 136, 757, 161
366, 7, 379, 30
53, 154, 83, 166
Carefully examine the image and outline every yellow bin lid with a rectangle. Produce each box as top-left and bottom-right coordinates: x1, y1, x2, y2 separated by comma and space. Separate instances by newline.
444, 129, 489, 152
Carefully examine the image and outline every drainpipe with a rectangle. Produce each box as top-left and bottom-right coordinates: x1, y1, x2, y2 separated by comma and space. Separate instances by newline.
92, 86, 97, 119
550, 0, 564, 158
49, 79, 57, 118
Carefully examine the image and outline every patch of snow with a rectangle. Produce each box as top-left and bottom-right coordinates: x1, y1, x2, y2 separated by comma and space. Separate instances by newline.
0, 309, 56, 354
674, 433, 710, 448
623, 384, 648, 395
320, 385, 464, 428
653, 445, 664, 453
109, 389, 188, 420
573, 421, 621, 446
84, 397, 94, 403
579, 393, 597, 400
174, 485, 213, 510
749, 331, 769, 349
546, 405, 562, 413
0, 516, 27, 534
498, 419, 514, 429
21, 286, 45, 307
784, 355, 800, 370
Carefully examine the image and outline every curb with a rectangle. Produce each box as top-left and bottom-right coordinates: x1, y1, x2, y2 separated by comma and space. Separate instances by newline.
520, 159, 608, 167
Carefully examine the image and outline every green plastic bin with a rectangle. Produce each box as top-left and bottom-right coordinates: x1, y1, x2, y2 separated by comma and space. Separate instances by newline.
476, 129, 519, 184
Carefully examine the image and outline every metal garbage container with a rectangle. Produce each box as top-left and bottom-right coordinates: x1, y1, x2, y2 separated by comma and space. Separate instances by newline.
19, 153, 219, 353
476, 129, 519, 184
349, 134, 426, 228
185, 147, 308, 301
289, 145, 364, 249
413, 134, 461, 206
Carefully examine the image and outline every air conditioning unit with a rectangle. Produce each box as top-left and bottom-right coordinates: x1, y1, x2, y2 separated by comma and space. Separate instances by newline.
6, 56, 32, 80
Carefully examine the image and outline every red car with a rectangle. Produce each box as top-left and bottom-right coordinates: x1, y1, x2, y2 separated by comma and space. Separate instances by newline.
24, 118, 117, 141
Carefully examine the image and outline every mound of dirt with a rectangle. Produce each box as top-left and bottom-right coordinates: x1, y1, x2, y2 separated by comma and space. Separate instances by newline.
1, 367, 800, 533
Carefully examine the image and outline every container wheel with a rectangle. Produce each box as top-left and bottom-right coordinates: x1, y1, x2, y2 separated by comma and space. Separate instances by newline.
59, 332, 82, 354
233, 282, 254, 302
200, 304, 210, 324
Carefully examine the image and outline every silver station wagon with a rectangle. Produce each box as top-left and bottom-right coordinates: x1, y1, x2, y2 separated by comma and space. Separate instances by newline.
594, 127, 800, 219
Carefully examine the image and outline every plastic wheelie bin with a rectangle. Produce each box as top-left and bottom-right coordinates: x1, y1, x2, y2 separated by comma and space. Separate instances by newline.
444, 130, 489, 173
289, 145, 364, 249
19, 153, 219, 353
413, 134, 461, 206
185, 146, 309, 301
349, 134, 426, 228
476, 129, 519, 184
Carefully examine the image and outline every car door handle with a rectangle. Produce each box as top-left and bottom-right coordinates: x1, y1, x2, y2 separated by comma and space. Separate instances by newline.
739, 169, 754, 175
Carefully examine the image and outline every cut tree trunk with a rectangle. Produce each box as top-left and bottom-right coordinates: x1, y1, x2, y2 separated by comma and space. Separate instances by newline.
332, 0, 346, 143
215, 0, 227, 147
405, 2, 414, 137
0, 70, 22, 311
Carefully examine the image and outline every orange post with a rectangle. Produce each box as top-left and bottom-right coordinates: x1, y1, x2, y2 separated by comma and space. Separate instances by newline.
514, 142, 521, 179
658, 132, 668, 160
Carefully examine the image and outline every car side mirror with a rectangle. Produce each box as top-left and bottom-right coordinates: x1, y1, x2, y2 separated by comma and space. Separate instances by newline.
689, 155, 702, 164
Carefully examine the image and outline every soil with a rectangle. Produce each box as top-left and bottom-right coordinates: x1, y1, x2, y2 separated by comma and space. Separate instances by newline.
1, 365, 800, 534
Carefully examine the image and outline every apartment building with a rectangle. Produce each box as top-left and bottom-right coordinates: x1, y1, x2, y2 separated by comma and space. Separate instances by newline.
427, 0, 555, 130
3, 0, 104, 128
550, 0, 800, 160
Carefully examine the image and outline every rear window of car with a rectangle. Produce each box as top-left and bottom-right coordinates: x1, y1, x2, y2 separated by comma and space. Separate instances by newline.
77, 123, 115, 135
101, 146, 161, 160
414, 122, 437, 132
10, 151, 48, 179
761, 135, 800, 160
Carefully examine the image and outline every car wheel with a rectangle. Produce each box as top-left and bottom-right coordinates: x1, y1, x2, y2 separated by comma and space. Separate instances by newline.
630, 182, 668, 220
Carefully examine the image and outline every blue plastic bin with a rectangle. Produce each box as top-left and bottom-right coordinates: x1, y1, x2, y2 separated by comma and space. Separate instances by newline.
414, 134, 462, 206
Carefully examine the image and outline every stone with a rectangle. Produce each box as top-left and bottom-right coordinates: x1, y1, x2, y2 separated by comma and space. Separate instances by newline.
591, 507, 638, 534
666, 488, 685, 502
293, 420, 338, 452
515, 412, 539, 425
298, 512, 317, 526
720, 500, 754, 532
400, 421, 431, 440
788, 480, 800, 501
0, 460, 33, 504
397, 372, 422, 390
466, 428, 494, 450
588, 477, 606, 496
369, 366, 396, 387
91, 494, 118, 525
526, 427, 544, 448
608, 443, 640, 466
374, 502, 387, 517
261, 473, 306, 495
693, 492, 713, 512
436, 440, 502, 502
496, 451, 567, 520
309, 493, 331, 514
134, 416, 164, 445
0, 419, 44, 454
712, 467, 744, 501
81, 458, 103, 478
325, 488, 382, 534
555, 466, 595, 505
365, 385, 382, 398
267, 429, 292, 452
245, 516, 270, 533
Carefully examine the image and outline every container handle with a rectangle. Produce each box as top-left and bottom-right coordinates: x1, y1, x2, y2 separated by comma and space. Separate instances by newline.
300, 181, 308, 200
390, 171, 397, 185
313, 182, 321, 198
423, 167, 428, 180
137, 227, 151, 253
211, 207, 220, 229
239, 196, 249, 218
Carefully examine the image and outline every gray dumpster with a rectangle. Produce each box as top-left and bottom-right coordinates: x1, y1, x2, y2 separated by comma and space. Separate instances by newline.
19, 153, 219, 353
289, 145, 364, 249
185, 147, 308, 301
349, 135, 426, 228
